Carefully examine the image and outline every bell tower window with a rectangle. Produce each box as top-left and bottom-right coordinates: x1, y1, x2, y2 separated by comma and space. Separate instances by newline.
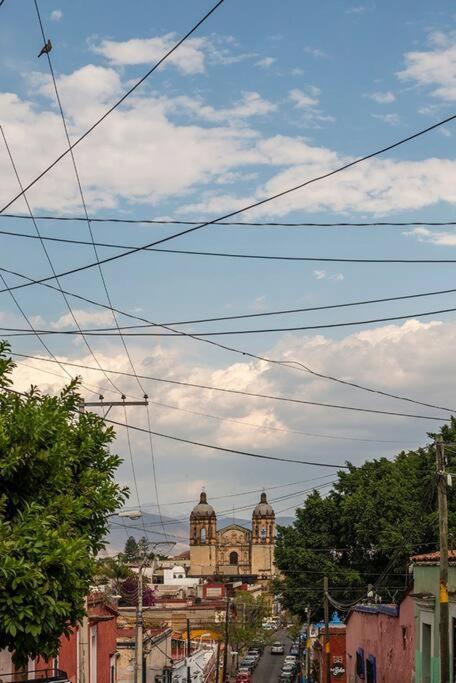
201, 527, 207, 543
229, 551, 239, 565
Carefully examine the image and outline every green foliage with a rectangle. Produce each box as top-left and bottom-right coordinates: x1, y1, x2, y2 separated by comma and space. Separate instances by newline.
275, 422, 456, 619
0, 342, 127, 666
229, 591, 271, 652
124, 536, 139, 562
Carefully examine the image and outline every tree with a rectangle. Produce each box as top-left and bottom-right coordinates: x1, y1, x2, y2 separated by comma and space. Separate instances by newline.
229, 591, 270, 653
0, 342, 127, 666
274, 423, 456, 619
124, 536, 139, 562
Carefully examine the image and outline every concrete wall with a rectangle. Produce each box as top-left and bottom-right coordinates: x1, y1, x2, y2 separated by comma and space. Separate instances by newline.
345, 596, 415, 683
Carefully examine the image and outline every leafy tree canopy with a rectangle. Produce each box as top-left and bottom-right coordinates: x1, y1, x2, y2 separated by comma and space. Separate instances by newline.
0, 342, 127, 666
274, 422, 456, 619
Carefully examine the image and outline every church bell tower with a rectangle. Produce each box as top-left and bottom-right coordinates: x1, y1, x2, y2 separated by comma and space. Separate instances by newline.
189, 491, 217, 576
251, 492, 276, 577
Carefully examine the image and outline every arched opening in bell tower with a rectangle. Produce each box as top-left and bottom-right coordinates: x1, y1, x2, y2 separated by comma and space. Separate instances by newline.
229, 551, 239, 565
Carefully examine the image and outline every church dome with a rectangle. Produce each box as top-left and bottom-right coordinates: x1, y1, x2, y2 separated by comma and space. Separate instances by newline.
190, 491, 216, 519
252, 492, 275, 518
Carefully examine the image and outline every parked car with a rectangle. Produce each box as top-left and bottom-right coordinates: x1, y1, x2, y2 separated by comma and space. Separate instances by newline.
290, 644, 300, 656
235, 673, 252, 683
241, 656, 257, 671
251, 641, 265, 654
271, 641, 285, 655
283, 656, 298, 667
279, 672, 294, 682
247, 649, 261, 664
238, 663, 254, 675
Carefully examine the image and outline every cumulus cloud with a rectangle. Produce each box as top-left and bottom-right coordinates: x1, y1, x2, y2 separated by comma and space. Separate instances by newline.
51, 309, 117, 330
313, 270, 344, 281
170, 91, 277, 124
368, 91, 396, 104
303, 47, 327, 59
50, 9, 63, 21
405, 226, 456, 247
398, 31, 456, 101
255, 57, 276, 68
371, 112, 400, 126
288, 87, 335, 126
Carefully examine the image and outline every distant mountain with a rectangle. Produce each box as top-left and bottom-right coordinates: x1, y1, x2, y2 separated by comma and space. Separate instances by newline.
107, 511, 294, 554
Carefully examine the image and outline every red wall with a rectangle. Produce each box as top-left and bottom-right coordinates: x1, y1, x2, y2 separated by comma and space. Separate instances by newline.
89, 603, 117, 683
345, 596, 415, 683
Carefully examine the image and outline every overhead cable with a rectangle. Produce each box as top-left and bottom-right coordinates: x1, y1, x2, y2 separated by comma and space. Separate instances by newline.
2, 213, 456, 229
1, 114, 456, 288
0, 0, 225, 214
10, 351, 450, 421
0, 265, 452, 415
3, 226, 456, 263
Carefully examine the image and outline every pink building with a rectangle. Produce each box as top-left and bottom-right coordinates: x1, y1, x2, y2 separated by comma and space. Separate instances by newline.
345, 594, 415, 683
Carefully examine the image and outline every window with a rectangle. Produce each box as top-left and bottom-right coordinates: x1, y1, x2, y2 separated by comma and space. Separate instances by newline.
89, 626, 97, 683
356, 649, 365, 679
201, 527, 206, 543
261, 527, 267, 541
366, 655, 376, 683
422, 623, 431, 683
229, 551, 239, 565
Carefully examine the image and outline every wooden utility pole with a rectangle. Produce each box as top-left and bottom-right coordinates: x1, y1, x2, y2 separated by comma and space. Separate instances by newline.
437, 437, 450, 683
323, 577, 330, 683
305, 604, 311, 681
135, 565, 143, 683
215, 640, 221, 683
222, 596, 230, 682
186, 618, 191, 683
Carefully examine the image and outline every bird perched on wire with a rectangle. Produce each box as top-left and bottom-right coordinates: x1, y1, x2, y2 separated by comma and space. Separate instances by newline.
38, 39, 52, 57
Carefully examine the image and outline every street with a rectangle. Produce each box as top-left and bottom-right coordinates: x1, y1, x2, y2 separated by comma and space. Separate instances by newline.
252, 630, 291, 682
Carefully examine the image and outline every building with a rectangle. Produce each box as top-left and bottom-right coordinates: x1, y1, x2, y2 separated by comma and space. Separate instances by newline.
116, 625, 172, 683
411, 549, 456, 682
345, 594, 415, 683
189, 491, 276, 578
315, 617, 346, 683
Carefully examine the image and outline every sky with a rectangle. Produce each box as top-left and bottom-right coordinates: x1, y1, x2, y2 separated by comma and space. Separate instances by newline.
1, 0, 456, 537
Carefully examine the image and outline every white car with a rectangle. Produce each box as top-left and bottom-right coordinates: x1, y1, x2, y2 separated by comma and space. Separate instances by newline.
271, 641, 285, 655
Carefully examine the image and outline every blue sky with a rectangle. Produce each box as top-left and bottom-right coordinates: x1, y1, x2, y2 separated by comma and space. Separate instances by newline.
1, 0, 456, 533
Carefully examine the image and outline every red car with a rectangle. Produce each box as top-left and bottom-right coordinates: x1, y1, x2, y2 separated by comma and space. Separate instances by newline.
235, 673, 252, 683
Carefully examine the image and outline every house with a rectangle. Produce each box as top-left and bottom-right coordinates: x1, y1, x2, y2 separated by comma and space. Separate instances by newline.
0, 593, 118, 683
345, 594, 415, 683
116, 625, 172, 683
411, 550, 456, 682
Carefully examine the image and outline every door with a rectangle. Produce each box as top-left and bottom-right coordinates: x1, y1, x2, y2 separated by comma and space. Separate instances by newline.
422, 623, 431, 683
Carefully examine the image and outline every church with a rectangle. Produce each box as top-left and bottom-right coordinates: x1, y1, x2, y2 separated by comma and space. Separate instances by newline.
188, 491, 276, 579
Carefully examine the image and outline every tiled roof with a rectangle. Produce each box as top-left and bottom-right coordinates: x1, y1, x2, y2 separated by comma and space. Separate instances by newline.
411, 550, 456, 564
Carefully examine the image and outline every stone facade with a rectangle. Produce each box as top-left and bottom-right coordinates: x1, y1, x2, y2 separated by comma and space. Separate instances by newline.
189, 491, 275, 578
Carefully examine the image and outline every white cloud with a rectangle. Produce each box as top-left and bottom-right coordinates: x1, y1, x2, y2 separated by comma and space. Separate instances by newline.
171, 91, 277, 124
51, 309, 117, 330
405, 226, 456, 247
50, 9, 63, 21
371, 112, 400, 126
345, 4, 374, 14
304, 47, 327, 59
288, 87, 335, 126
91, 34, 208, 74
368, 91, 396, 104
313, 270, 326, 280
255, 57, 276, 69
313, 270, 344, 281
398, 32, 456, 101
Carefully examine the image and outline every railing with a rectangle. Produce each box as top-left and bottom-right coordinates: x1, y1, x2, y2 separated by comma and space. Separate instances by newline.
0, 669, 69, 683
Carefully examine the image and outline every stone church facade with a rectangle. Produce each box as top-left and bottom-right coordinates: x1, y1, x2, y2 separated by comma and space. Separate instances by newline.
188, 491, 276, 578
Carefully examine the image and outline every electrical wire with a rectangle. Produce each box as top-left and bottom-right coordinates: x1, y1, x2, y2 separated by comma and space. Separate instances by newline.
0, 0, 225, 214
9, 350, 450, 421
0, 125, 123, 396
2, 115, 456, 289
0, 264, 452, 416
33, 0, 168, 540
3, 226, 456, 263
3, 213, 456, 228
5, 302, 456, 339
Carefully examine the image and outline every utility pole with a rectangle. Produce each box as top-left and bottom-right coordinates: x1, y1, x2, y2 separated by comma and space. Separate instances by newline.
215, 640, 221, 683
437, 437, 450, 683
323, 577, 330, 683
305, 604, 311, 681
186, 618, 191, 683
222, 596, 231, 682
135, 565, 143, 683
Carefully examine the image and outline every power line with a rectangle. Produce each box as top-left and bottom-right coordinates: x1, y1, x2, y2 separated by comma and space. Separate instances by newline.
5, 302, 456, 339
0, 125, 123, 396
10, 350, 450, 421
0, 264, 452, 415
2, 115, 456, 291
3, 226, 456, 263
3, 213, 456, 228
0, 0, 225, 215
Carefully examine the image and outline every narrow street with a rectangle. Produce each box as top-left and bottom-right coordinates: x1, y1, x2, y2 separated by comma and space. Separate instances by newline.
252, 630, 291, 682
